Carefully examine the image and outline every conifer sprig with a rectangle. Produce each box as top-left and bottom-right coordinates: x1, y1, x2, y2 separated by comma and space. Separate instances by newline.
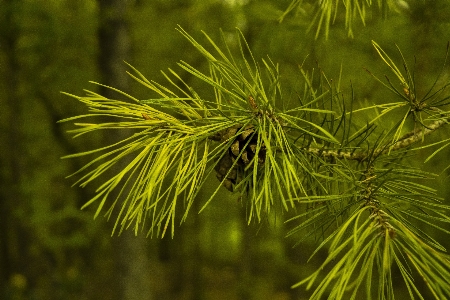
279, 0, 399, 39
61, 27, 340, 237
62, 28, 450, 298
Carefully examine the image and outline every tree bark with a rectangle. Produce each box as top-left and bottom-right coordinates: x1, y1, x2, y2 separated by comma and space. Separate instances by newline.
0, 0, 25, 291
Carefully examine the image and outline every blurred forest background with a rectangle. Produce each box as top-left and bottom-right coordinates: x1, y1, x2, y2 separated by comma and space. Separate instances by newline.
1, 0, 450, 299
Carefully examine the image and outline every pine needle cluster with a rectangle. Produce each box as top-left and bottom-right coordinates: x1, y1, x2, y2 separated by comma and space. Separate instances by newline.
280, 0, 402, 38
61, 27, 450, 298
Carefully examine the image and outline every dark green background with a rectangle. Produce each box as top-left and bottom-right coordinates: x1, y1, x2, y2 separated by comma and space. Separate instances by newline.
1, 1, 449, 299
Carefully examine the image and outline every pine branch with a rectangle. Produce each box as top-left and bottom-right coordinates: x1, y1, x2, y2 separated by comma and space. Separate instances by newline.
279, 0, 398, 39
305, 113, 450, 161
62, 28, 450, 299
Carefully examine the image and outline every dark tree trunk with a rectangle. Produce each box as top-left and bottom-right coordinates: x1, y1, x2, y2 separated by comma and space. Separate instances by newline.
97, 1, 153, 299
0, 0, 25, 292
237, 210, 253, 300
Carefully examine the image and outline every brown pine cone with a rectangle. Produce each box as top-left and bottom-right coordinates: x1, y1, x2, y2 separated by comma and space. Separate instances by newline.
212, 124, 265, 192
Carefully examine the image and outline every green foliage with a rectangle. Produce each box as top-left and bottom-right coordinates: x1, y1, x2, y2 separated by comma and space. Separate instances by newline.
279, 0, 400, 38
62, 26, 450, 299
61, 27, 338, 238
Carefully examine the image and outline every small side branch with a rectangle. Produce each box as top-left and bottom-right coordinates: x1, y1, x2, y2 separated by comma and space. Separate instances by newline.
306, 116, 449, 161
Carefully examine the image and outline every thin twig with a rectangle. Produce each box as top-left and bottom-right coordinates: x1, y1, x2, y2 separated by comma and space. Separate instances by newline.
306, 116, 449, 161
